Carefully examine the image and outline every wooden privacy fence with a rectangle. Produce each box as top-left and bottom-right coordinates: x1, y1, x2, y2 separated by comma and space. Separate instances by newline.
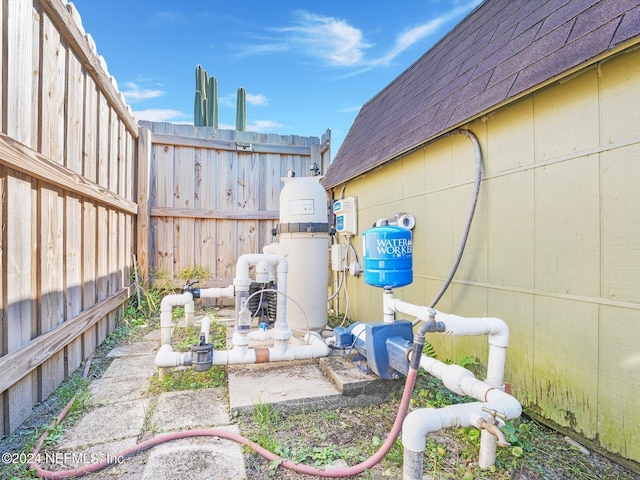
137, 122, 331, 296
0, 0, 137, 435
0, 0, 332, 438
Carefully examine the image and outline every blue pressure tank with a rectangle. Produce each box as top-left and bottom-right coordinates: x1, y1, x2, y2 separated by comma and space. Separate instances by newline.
362, 225, 413, 288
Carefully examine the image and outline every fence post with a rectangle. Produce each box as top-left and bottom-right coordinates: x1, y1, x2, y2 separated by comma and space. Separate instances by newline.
136, 127, 152, 287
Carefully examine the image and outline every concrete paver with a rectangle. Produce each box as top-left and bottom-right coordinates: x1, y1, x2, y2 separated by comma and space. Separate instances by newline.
151, 388, 230, 432
88, 376, 150, 405
59, 399, 149, 450
101, 354, 157, 379
141, 433, 246, 480
228, 359, 342, 414
107, 341, 159, 358
53, 437, 139, 468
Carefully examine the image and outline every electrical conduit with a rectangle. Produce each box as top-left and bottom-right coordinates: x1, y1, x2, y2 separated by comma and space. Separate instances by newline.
428, 128, 483, 309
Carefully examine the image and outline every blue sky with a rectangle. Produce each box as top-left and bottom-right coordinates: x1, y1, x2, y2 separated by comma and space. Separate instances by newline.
71, 0, 482, 158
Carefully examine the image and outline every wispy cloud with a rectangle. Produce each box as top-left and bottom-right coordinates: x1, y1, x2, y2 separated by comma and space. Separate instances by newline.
150, 11, 188, 26
218, 119, 283, 132
133, 109, 188, 123
338, 105, 363, 113
122, 82, 164, 102
236, 1, 480, 72
279, 11, 373, 66
220, 92, 269, 108
372, 0, 482, 67
249, 119, 283, 131
236, 10, 372, 66
246, 93, 269, 106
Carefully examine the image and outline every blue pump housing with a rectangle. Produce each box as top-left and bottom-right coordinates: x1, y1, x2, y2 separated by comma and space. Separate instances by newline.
335, 321, 414, 379
362, 225, 413, 288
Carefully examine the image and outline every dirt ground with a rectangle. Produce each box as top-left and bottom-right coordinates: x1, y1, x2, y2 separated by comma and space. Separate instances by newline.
236, 397, 639, 480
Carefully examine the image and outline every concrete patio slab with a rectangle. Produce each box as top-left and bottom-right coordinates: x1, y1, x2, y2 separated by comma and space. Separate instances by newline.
107, 341, 159, 358
151, 388, 230, 432
88, 375, 150, 405
58, 399, 149, 449
48, 437, 138, 468
141, 431, 246, 480
101, 354, 157, 379
227, 359, 342, 414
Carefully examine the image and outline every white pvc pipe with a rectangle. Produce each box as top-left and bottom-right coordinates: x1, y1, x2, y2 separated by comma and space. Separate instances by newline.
418, 354, 521, 416
409, 354, 522, 472
269, 333, 330, 361
383, 288, 395, 323
199, 285, 235, 299
185, 299, 195, 327
160, 292, 194, 346
155, 344, 193, 368
200, 315, 211, 344
402, 370, 521, 480
402, 397, 522, 452
386, 290, 520, 471
211, 346, 257, 365
210, 332, 330, 365
248, 329, 272, 341
385, 297, 432, 324
386, 295, 509, 388
403, 402, 485, 453
432, 310, 508, 390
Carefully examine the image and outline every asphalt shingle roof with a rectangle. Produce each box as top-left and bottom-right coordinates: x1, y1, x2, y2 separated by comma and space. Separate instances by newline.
323, 0, 640, 189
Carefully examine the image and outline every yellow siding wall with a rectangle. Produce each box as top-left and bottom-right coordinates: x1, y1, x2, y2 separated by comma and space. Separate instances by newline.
331, 46, 640, 463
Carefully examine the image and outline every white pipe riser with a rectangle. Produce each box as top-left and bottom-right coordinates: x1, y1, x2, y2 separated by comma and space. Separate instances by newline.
200, 316, 211, 344
185, 300, 195, 327
160, 292, 194, 346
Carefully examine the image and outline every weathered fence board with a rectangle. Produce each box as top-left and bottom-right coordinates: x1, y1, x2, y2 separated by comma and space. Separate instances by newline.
0, 0, 137, 435
0, 286, 134, 394
0, 134, 136, 214
0, 168, 3, 432
40, 10, 65, 164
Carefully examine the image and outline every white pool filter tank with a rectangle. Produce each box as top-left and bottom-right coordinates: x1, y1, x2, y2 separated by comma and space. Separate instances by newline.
276, 175, 329, 333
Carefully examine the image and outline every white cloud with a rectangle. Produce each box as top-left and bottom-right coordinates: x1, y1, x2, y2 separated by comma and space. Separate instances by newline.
217, 120, 282, 132
218, 94, 235, 109
249, 119, 283, 131
338, 105, 362, 113
282, 11, 373, 66
219, 92, 269, 108
224, 1, 480, 72
351, 0, 482, 73
133, 109, 188, 123
151, 11, 188, 26
237, 10, 372, 67
246, 93, 268, 106
122, 82, 164, 101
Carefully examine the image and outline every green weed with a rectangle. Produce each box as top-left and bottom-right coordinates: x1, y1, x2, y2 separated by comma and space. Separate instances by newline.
176, 265, 211, 282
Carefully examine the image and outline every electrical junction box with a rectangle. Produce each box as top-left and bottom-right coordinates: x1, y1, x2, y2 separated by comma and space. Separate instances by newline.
331, 244, 347, 271
334, 197, 357, 235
